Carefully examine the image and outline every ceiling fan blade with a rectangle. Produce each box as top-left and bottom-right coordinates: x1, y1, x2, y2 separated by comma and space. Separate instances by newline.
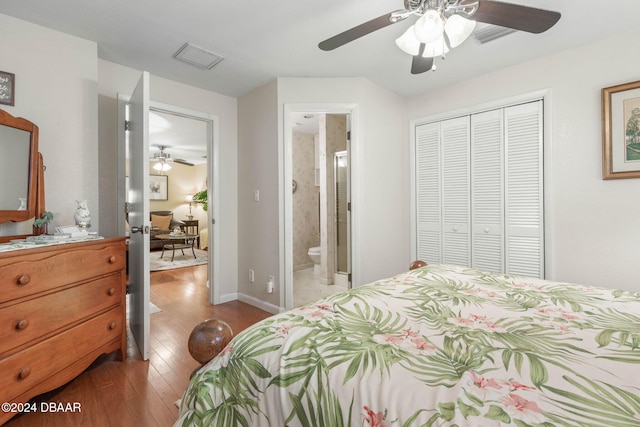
319, 12, 405, 51
472, 0, 560, 34
411, 45, 434, 74
174, 159, 194, 166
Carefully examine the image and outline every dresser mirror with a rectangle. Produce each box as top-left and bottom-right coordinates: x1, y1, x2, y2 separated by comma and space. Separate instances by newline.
0, 109, 40, 225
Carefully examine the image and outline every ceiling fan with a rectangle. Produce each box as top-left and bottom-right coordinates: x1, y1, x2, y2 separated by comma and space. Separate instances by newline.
318, 0, 561, 74
151, 145, 194, 172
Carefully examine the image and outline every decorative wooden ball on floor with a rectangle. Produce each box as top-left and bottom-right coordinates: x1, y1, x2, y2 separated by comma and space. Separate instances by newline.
188, 318, 233, 365
409, 260, 428, 270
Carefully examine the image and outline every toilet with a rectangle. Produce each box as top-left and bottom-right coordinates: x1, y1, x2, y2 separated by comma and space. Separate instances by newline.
307, 246, 321, 275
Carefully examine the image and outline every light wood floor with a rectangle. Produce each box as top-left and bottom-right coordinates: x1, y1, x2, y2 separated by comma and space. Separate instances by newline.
5, 265, 271, 426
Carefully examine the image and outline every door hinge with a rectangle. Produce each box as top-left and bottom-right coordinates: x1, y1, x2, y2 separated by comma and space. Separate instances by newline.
348, 273, 352, 283
347, 130, 351, 141
125, 120, 131, 131
347, 202, 351, 212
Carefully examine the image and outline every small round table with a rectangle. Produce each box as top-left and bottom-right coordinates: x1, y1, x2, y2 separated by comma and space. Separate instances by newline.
156, 233, 198, 261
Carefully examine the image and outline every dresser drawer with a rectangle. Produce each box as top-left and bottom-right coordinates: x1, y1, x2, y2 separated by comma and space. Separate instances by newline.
0, 307, 122, 402
0, 273, 122, 355
0, 242, 125, 302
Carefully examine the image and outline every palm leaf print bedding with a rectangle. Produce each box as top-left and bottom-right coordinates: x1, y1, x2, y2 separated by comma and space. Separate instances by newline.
175, 264, 640, 427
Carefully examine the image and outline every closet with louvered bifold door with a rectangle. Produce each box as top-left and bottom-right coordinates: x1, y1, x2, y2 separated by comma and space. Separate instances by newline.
414, 100, 544, 278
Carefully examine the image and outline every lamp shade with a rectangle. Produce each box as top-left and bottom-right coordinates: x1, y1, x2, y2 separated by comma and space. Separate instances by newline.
185, 194, 193, 202
444, 14, 476, 48
413, 10, 444, 44
420, 36, 449, 58
396, 27, 421, 56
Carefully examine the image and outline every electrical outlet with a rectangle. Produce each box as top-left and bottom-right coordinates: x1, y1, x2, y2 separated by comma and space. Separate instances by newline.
249, 269, 255, 283
267, 275, 274, 293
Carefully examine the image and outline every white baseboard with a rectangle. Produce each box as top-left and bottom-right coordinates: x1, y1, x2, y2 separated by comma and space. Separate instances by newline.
219, 292, 238, 304
237, 292, 281, 314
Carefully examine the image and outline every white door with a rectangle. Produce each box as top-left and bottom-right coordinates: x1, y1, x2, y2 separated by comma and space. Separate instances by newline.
415, 121, 442, 263
127, 72, 151, 360
471, 108, 504, 272
504, 100, 544, 277
441, 116, 470, 266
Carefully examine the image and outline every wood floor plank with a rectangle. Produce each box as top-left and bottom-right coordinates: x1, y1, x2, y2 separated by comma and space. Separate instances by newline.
4, 264, 271, 426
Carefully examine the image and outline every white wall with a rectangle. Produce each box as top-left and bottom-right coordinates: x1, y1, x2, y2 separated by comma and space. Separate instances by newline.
237, 80, 280, 309
237, 77, 409, 312
97, 59, 239, 299
277, 78, 409, 286
406, 30, 640, 292
0, 14, 98, 236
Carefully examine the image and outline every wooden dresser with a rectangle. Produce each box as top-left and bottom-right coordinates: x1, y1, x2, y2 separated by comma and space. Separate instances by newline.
0, 237, 127, 425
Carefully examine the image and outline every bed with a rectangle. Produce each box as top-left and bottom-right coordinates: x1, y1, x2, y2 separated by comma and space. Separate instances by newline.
175, 263, 640, 426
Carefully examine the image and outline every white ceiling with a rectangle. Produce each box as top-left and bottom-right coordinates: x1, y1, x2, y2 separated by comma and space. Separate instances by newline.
2, 0, 640, 100
4, 1, 640, 163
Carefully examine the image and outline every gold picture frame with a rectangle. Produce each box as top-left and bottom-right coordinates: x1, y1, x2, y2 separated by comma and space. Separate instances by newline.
602, 80, 640, 179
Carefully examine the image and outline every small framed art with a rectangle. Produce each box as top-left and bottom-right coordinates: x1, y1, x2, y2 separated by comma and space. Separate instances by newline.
0, 70, 15, 106
149, 175, 168, 200
602, 80, 640, 179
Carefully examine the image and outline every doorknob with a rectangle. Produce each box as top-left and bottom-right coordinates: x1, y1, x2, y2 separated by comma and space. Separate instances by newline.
130, 225, 150, 234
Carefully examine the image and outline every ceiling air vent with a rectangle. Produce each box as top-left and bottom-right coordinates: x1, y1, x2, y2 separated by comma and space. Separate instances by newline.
473, 26, 517, 44
173, 43, 224, 70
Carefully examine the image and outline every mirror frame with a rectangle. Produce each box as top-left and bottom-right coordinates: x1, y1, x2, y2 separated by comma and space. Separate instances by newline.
0, 109, 39, 224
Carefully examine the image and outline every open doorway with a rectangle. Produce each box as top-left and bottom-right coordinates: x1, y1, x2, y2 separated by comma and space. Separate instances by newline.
145, 109, 209, 277
283, 105, 356, 309
119, 97, 220, 306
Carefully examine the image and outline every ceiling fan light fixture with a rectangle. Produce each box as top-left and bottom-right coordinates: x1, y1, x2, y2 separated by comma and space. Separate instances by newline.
396, 27, 421, 56
413, 9, 444, 43
444, 14, 476, 48
153, 162, 172, 172
420, 37, 449, 58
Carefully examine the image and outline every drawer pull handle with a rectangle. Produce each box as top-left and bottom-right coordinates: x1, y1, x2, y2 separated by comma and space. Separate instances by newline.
15, 319, 30, 331
17, 275, 31, 286
108, 256, 116, 264
18, 368, 31, 380
107, 288, 115, 296
109, 321, 117, 330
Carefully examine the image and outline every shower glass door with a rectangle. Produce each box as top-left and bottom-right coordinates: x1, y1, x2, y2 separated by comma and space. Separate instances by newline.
334, 150, 349, 274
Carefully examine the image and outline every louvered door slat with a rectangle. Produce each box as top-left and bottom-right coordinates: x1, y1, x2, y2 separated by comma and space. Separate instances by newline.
415, 122, 442, 263
442, 117, 470, 265
505, 101, 544, 277
471, 109, 504, 272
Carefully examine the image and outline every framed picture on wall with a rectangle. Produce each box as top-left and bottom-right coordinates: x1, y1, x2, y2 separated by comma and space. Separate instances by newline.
149, 175, 168, 200
602, 80, 640, 179
0, 70, 15, 106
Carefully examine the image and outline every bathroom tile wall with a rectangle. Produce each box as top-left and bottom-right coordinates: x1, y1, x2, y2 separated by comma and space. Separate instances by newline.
292, 131, 319, 269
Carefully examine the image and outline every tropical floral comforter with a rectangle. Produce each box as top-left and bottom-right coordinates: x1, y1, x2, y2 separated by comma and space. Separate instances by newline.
175, 264, 640, 427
